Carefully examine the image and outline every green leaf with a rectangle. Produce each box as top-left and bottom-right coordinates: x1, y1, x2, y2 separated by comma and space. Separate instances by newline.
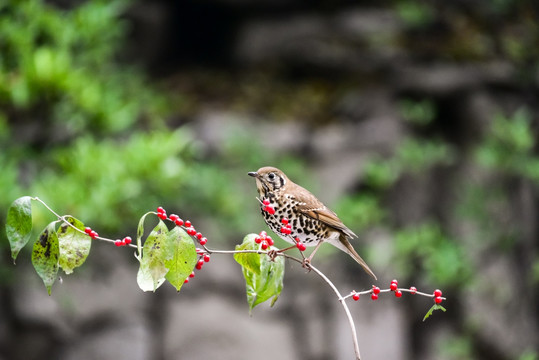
57, 216, 91, 274
32, 222, 60, 295
423, 303, 447, 322
135, 211, 154, 260
234, 234, 285, 313
165, 226, 197, 291
6, 196, 33, 263
137, 220, 169, 292
234, 234, 261, 275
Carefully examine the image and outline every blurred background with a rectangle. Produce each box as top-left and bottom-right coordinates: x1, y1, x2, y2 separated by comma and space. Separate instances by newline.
1, 0, 538, 359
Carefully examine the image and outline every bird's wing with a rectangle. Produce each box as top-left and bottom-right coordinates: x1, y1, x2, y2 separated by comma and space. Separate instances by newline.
291, 186, 358, 239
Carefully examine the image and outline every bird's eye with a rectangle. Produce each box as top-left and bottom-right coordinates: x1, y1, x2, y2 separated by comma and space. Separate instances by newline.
268, 173, 275, 180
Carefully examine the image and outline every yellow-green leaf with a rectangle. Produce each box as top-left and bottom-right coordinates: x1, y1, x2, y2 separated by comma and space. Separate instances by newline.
235, 234, 285, 313
234, 234, 261, 275
6, 196, 33, 263
165, 226, 197, 291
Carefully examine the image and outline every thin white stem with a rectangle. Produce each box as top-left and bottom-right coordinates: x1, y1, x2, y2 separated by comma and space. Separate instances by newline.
282, 254, 362, 360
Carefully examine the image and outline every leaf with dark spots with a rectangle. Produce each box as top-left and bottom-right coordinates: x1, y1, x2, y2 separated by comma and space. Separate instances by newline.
58, 216, 91, 275
32, 222, 59, 295
137, 220, 169, 291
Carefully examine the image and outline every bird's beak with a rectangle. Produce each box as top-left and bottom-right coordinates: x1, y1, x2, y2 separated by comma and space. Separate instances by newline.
248, 171, 259, 178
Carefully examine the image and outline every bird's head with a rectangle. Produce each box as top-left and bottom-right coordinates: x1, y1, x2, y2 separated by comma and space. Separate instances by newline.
248, 166, 288, 194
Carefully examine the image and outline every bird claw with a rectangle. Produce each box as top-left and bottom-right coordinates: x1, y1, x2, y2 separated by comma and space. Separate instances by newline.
267, 249, 278, 261
302, 258, 312, 271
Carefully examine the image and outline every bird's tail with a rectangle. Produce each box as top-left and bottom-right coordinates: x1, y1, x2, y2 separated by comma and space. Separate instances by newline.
338, 235, 377, 280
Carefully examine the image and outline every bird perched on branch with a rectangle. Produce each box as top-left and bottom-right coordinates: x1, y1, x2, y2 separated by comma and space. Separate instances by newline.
248, 166, 377, 280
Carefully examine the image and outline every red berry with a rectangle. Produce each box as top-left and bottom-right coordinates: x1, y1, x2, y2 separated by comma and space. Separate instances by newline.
262, 199, 270, 206
184, 278, 189, 284
434, 296, 443, 304
195, 260, 204, 270
259, 231, 267, 238
371, 293, 379, 300
254, 236, 262, 244
203, 254, 210, 262
114, 240, 122, 247
266, 236, 274, 246
390, 283, 398, 291
395, 290, 403, 298
372, 286, 381, 295
175, 219, 184, 227
281, 218, 289, 225
264, 206, 276, 215
187, 227, 196, 236
196, 232, 203, 240
410, 286, 417, 294
90, 230, 99, 239
158, 213, 167, 220
169, 214, 179, 221
261, 241, 269, 250
184, 220, 192, 227
189, 271, 195, 278
297, 242, 306, 251
196, 248, 204, 254
157, 206, 165, 214
199, 237, 207, 245
294, 237, 300, 243
84, 227, 92, 234
352, 293, 360, 301
433, 289, 442, 297
123, 236, 132, 245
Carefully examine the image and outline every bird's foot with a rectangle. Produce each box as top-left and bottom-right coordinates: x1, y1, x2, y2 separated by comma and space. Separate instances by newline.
302, 258, 312, 272
267, 249, 278, 261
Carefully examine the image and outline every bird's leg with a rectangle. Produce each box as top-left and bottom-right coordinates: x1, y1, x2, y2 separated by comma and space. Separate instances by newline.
267, 244, 296, 261
302, 239, 324, 268
277, 244, 297, 253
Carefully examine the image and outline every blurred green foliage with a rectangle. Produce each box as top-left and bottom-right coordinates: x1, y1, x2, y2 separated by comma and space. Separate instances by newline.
0, 0, 169, 133
394, 0, 435, 28
337, 102, 539, 291
394, 222, 472, 287
0, 0, 282, 260
399, 99, 436, 126
475, 108, 539, 183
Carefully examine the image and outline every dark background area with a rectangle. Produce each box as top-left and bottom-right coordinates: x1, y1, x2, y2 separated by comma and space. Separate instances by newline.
1, 0, 538, 359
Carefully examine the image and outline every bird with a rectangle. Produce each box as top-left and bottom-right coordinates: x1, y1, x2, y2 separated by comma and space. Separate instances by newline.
248, 166, 377, 280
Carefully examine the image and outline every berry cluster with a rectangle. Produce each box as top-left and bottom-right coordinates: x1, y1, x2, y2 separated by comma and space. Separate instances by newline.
348, 280, 444, 304
255, 231, 274, 250
157, 206, 167, 220
184, 248, 211, 284
280, 218, 292, 235
371, 285, 381, 300
155, 206, 213, 285
294, 237, 307, 251
84, 227, 99, 239
261, 198, 275, 215
390, 279, 403, 298
434, 289, 443, 304
114, 236, 132, 247
156, 207, 208, 246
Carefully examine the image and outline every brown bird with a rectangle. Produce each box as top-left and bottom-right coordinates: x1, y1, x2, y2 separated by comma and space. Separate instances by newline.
248, 166, 377, 280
